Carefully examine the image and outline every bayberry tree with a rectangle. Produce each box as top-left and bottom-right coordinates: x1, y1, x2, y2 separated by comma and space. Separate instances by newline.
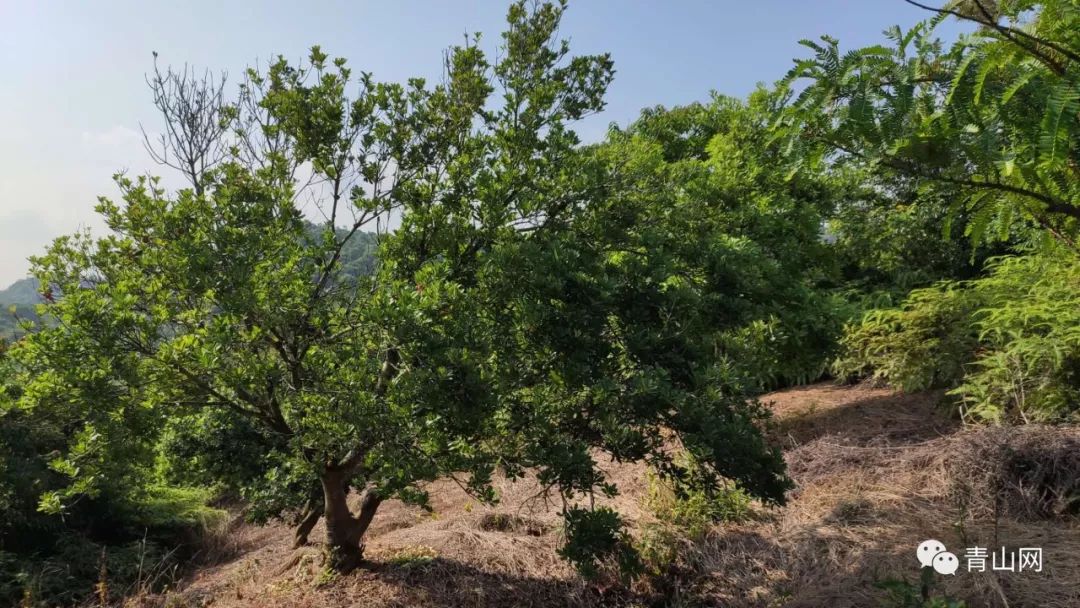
13, 1, 789, 573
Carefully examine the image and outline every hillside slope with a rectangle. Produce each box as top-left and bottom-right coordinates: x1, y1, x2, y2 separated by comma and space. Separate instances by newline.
0, 277, 40, 307
140, 383, 1080, 607
0, 278, 40, 340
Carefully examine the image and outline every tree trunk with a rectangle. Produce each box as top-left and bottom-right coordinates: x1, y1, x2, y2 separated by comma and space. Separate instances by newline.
320, 471, 383, 572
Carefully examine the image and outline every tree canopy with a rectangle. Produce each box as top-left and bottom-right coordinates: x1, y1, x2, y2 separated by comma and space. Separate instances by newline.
9, 0, 791, 575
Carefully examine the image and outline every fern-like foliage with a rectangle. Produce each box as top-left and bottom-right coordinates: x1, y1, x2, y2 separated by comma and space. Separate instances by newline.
776, 0, 1080, 248
951, 250, 1080, 422
832, 281, 981, 392
835, 246, 1080, 423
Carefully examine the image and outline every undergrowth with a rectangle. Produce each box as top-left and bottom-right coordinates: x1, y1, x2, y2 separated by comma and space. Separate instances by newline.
634, 459, 757, 588
834, 249, 1080, 423
876, 568, 967, 608
1, 486, 226, 607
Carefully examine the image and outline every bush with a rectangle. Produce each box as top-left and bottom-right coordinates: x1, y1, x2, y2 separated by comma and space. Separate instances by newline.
953, 253, 1080, 423
635, 453, 757, 580
718, 288, 850, 391
558, 507, 642, 580
157, 408, 295, 505
644, 468, 754, 539
876, 568, 968, 608
1, 351, 226, 606
0, 485, 223, 607
832, 283, 981, 391
0, 534, 182, 607
833, 249, 1080, 423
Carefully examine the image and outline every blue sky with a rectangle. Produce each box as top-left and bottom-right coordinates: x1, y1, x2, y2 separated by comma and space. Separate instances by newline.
0, 1, 967, 286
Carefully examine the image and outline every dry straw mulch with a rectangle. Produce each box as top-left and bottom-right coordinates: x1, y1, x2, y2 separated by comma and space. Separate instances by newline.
134, 383, 1080, 608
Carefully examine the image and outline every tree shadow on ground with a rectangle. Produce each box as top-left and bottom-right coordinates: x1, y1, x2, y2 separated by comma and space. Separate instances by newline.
768, 386, 956, 449
354, 556, 634, 608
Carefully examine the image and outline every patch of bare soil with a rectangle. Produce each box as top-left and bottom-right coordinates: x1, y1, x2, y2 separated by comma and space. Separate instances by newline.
135, 383, 1080, 607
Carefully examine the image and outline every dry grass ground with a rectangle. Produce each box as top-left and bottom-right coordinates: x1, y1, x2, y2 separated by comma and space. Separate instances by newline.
130, 383, 1080, 607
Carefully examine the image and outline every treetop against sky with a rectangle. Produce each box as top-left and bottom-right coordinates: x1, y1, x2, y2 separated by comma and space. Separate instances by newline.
0, 1, 970, 286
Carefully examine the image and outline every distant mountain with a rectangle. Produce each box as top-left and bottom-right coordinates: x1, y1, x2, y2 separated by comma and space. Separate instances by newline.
337, 230, 379, 278
0, 279, 41, 341
0, 277, 41, 307
0, 229, 377, 342
302, 223, 380, 279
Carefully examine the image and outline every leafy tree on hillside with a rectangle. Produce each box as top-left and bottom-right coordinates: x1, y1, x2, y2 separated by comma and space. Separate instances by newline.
0, 278, 42, 307
596, 92, 845, 387
10, 1, 790, 574
0, 279, 44, 341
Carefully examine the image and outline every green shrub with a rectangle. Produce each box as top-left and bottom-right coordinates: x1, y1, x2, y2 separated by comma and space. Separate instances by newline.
952, 253, 1080, 423
157, 407, 296, 505
876, 566, 967, 608
834, 249, 1080, 423
558, 507, 642, 580
718, 287, 850, 391
636, 461, 756, 582
1, 353, 224, 606
832, 283, 981, 391
638, 451, 757, 578
644, 468, 754, 539
633, 522, 691, 579
0, 534, 185, 607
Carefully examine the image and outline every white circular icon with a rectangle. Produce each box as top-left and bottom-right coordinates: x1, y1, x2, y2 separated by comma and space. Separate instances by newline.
917, 539, 946, 568
933, 551, 959, 575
